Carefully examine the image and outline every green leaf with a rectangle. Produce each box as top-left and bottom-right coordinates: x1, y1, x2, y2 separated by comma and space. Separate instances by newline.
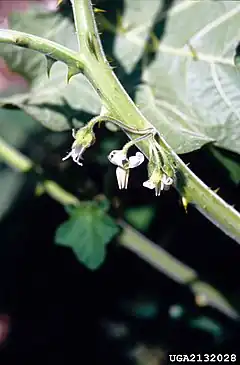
124, 205, 155, 231
113, 0, 162, 73
55, 202, 119, 270
0, 10, 101, 131
116, 1, 240, 154
211, 147, 240, 185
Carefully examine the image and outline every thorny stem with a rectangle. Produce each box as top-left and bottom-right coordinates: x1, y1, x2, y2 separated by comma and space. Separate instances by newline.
0, 136, 237, 319
70, 0, 107, 62
0, 0, 239, 243
0, 29, 84, 71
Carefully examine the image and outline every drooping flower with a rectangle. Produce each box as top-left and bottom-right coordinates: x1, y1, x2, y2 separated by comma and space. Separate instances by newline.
108, 150, 144, 189
62, 125, 96, 166
143, 166, 173, 196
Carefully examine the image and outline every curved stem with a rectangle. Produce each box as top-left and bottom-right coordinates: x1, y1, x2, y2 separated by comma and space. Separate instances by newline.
0, 29, 84, 71
122, 132, 154, 153
88, 115, 155, 134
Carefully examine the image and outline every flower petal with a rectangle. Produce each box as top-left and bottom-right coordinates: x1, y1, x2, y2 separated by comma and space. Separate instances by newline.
72, 145, 85, 159
155, 185, 161, 196
143, 180, 155, 190
129, 152, 144, 168
116, 167, 129, 189
160, 181, 165, 190
162, 175, 173, 185
62, 151, 72, 161
73, 154, 83, 166
108, 150, 127, 167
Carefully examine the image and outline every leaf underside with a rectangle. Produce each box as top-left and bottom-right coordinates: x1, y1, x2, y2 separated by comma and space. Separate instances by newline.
115, 0, 240, 154
0, 11, 101, 131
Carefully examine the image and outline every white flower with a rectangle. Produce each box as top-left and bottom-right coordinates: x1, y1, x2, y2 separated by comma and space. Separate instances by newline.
143, 169, 173, 196
62, 126, 96, 166
108, 150, 144, 189
62, 143, 85, 166
115, 167, 129, 189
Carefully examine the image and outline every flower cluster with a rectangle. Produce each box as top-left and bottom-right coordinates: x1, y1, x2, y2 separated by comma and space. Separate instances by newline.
143, 166, 173, 196
108, 149, 174, 195
62, 121, 174, 196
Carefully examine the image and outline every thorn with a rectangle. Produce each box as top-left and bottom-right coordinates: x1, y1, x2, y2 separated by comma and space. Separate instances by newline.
106, 56, 114, 64
213, 187, 220, 193
94, 7, 106, 13
187, 42, 198, 61
67, 67, 80, 83
181, 196, 188, 213
186, 163, 190, 167
46, 56, 56, 78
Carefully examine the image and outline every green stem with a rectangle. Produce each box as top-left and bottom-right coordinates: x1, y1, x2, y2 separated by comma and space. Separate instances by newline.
122, 132, 154, 153
0, 29, 84, 71
0, 137, 237, 318
0, 136, 32, 172
119, 221, 238, 319
88, 115, 154, 134
70, 0, 107, 62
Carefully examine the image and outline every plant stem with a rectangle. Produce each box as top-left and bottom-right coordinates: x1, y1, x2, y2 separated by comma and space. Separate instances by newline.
119, 221, 238, 319
0, 29, 84, 71
88, 115, 154, 134
0, 136, 237, 319
0, 136, 32, 172
70, 0, 107, 62
0, 2, 239, 243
